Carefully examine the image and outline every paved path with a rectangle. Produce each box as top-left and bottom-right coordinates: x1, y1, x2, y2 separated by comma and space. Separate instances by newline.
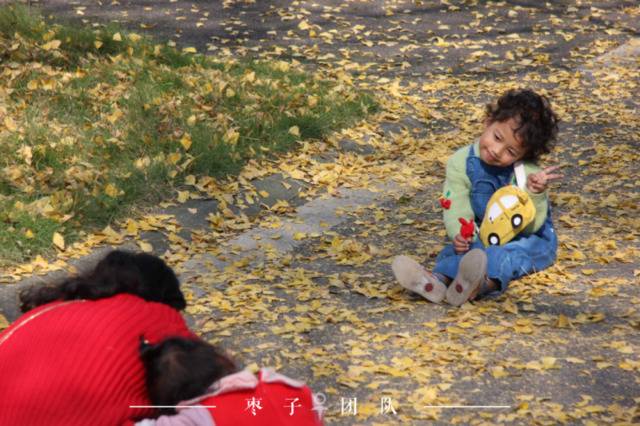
2, 1, 640, 424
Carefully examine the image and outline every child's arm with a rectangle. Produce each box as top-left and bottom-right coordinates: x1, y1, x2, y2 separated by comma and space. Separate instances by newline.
442, 149, 475, 241
522, 163, 560, 233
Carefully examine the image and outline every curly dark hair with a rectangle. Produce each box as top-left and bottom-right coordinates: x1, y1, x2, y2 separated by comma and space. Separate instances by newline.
139, 336, 238, 414
19, 250, 187, 313
486, 89, 559, 161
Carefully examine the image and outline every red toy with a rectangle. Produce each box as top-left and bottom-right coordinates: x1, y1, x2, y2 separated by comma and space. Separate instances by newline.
458, 217, 475, 239
439, 190, 452, 210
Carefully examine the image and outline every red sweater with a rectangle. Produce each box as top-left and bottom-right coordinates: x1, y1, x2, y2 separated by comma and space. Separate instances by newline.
0, 294, 193, 426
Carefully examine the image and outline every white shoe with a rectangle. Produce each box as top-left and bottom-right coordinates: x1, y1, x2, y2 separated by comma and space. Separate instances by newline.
445, 249, 487, 306
392, 255, 447, 303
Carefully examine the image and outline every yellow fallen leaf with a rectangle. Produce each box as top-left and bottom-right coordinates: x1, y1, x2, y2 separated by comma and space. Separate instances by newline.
298, 20, 310, 30
243, 71, 256, 83
134, 157, 150, 170
491, 366, 509, 378
0, 313, 8, 331
223, 128, 239, 145
288, 126, 300, 137
245, 362, 259, 373
52, 232, 65, 250
138, 241, 153, 252
182, 47, 197, 53
180, 134, 192, 150
94, 40, 103, 49
542, 357, 557, 369
556, 314, 572, 328
112, 32, 122, 41
502, 300, 518, 315
41, 39, 61, 50
128, 33, 142, 42
167, 152, 182, 164
3, 117, 17, 132
184, 175, 196, 185
126, 220, 138, 235
177, 191, 190, 203
293, 232, 307, 241
104, 183, 119, 198
187, 115, 197, 126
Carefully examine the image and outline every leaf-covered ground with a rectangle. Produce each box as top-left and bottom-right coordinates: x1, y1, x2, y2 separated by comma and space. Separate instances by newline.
3, 1, 640, 424
0, 4, 374, 264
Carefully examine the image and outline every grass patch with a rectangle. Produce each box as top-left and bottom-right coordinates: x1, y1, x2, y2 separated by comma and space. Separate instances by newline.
0, 4, 376, 265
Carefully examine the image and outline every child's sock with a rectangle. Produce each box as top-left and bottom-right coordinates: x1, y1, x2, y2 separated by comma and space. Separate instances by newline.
475, 278, 499, 298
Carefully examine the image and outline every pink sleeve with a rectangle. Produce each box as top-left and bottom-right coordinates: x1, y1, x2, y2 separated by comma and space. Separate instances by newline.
134, 407, 214, 426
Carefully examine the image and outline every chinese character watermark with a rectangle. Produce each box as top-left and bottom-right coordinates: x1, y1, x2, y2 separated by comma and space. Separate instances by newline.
341, 397, 357, 416
312, 392, 328, 418
380, 397, 397, 415
245, 397, 263, 416
284, 397, 302, 416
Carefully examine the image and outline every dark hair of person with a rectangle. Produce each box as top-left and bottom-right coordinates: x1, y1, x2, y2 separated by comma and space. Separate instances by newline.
485, 89, 559, 162
139, 336, 238, 414
19, 250, 186, 313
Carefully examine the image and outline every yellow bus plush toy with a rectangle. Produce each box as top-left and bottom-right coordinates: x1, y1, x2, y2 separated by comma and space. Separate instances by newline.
479, 162, 536, 246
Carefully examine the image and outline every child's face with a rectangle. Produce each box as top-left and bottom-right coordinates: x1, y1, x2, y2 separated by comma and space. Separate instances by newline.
478, 118, 526, 167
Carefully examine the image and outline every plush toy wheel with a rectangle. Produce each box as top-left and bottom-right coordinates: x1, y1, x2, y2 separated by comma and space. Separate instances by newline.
511, 214, 523, 228
488, 233, 500, 246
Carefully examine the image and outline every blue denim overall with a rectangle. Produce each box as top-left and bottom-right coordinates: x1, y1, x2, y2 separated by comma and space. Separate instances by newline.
433, 146, 558, 292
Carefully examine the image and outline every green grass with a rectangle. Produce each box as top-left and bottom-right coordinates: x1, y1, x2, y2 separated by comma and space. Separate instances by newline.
0, 4, 377, 265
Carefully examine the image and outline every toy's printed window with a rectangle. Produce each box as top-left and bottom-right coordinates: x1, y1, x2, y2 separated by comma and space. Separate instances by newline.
500, 195, 518, 209
488, 202, 503, 223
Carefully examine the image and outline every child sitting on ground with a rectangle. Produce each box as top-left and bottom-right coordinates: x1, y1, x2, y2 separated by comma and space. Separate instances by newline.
135, 337, 324, 426
393, 88, 562, 306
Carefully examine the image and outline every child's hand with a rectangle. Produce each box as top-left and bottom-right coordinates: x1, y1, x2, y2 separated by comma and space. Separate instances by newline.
453, 233, 471, 254
527, 165, 564, 193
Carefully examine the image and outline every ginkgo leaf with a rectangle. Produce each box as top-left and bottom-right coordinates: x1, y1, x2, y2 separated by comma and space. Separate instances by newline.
288, 126, 300, 137
3, 117, 17, 131
180, 134, 192, 150
52, 232, 65, 250
0, 313, 8, 331
41, 40, 61, 50
298, 20, 310, 30
138, 241, 153, 252
104, 183, 120, 198
177, 191, 190, 203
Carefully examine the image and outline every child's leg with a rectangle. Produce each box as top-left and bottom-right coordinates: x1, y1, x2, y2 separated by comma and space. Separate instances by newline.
484, 232, 557, 293
433, 240, 484, 282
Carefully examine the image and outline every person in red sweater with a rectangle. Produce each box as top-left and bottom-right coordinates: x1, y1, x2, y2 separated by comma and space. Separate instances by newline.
135, 337, 324, 426
0, 250, 195, 426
